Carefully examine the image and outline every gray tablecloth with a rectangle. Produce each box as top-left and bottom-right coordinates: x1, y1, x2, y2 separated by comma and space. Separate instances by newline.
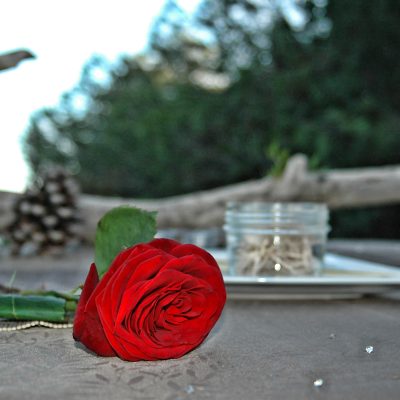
1, 298, 400, 400
1, 246, 400, 399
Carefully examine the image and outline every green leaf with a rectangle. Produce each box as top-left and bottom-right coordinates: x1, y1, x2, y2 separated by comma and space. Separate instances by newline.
0, 294, 66, 322
95, 206, 157, 278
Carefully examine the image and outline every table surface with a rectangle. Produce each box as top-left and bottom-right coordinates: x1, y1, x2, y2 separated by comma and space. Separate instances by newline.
1, 243, 400, 400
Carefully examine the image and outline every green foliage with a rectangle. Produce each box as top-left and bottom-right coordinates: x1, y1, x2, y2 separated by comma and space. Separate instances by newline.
266, 141, 290, 177
24, 60, 273, 197
22, 0, 400, 237
95, 206, 157, 277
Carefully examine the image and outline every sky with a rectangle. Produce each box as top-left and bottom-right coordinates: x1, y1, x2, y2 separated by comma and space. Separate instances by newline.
0, 0, 199, 193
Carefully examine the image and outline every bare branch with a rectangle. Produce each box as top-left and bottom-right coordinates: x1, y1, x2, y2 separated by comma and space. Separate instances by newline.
2, 154, 400, 241
0, 50, 35, 72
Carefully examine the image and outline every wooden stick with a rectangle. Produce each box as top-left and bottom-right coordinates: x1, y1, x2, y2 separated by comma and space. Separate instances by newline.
0, 50, 35, 72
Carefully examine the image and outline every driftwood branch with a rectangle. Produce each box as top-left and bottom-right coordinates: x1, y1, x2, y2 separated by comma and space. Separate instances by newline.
0, 50, 35, 72
2, 154, 400, 241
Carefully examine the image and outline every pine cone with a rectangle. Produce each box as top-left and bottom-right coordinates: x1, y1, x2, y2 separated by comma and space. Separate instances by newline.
6, 168, 82, 256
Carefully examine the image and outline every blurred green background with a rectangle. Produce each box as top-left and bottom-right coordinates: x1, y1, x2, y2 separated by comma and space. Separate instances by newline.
23, 0, 400, 238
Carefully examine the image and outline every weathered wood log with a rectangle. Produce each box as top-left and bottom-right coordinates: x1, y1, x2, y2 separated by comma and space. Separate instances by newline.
2, 154, 400, 241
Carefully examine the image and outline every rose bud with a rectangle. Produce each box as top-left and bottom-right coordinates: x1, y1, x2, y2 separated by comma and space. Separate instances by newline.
73, 238, 226, 361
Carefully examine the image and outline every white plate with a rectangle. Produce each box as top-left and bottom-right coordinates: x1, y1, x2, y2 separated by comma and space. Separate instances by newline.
209, 251, 400, 299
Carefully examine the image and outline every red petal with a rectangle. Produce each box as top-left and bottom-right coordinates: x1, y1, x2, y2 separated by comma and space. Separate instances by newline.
73, 263, 116, 356
170, 244, 220, 270
148, 238, 181, 253
161, 255, 226, 303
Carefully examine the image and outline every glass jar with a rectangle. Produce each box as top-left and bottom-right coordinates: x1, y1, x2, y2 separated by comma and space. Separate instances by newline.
224, 202, 330, 276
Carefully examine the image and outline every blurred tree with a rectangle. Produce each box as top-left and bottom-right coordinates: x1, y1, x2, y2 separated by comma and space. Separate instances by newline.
267, 0, 400, 170
24, 56, 270, 197
23, 0, 400, 236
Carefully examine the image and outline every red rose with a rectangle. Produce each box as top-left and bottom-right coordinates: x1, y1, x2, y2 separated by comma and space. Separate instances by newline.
73, 238, 226, 361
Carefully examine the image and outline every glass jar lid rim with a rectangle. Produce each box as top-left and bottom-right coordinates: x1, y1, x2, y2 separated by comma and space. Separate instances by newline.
227, 201, 328, 210
226, 202, 328, 219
